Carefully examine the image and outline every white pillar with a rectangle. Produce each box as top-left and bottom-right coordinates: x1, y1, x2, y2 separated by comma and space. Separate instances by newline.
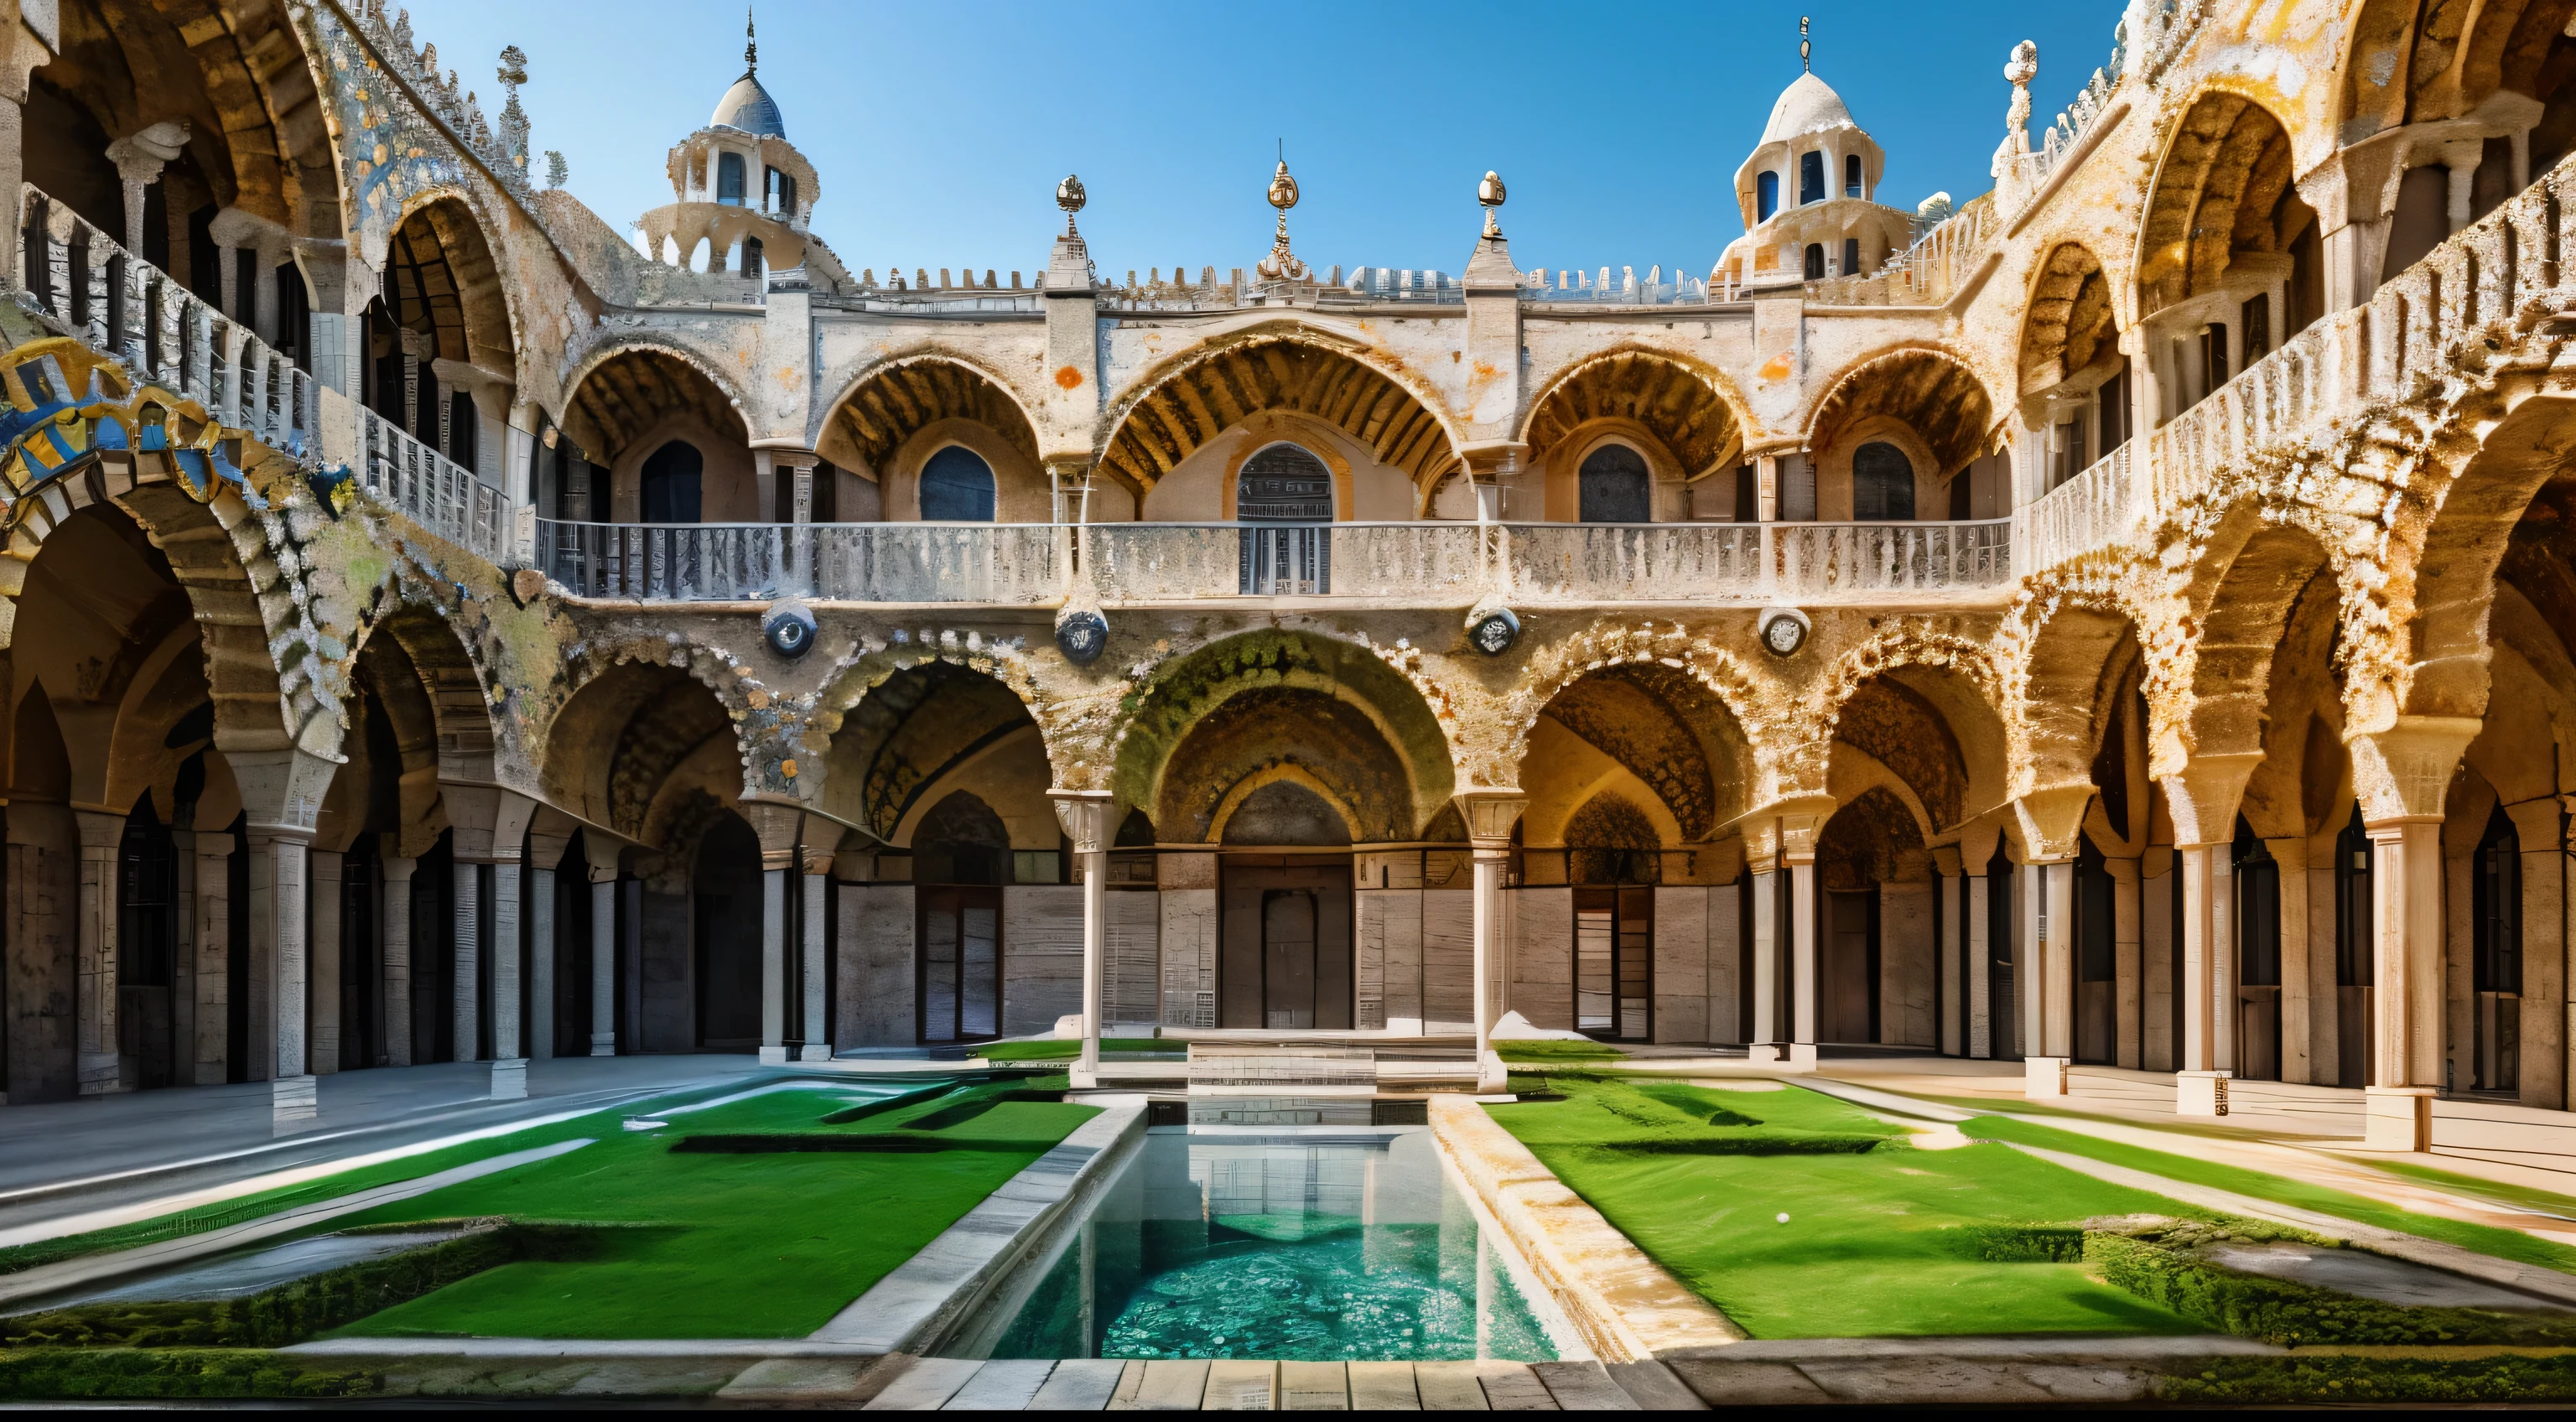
451, 858, 480, 1062
194, 834, 231, 1085
310, 849, 343, 1075
1934, 848, 1964, 1056
72, 811, 123, 1094
589, 873, 617, 1056
252, 829, 315, 1121
1457, 791, 1527, 1092
760, 863, 787, 1064
1966, 868, 1992, 1058
2176, 843, 2233, 1115
1750, 864, 1783, 1060
1050, 789, 1114, 1088
800, 864, 830, 1061
1788, 848, 1819, 1069
528, 865, 555, 1062
381, 855, 416, 1067
2110, 856, 2142, 1070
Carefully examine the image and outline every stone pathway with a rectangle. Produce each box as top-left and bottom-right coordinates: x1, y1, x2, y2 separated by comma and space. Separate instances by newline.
724, 1355, 1702, 1409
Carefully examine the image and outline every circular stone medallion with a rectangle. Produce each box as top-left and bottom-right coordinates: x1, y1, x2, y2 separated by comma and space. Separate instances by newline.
1758, 607, 1810, 658
1057, 609, 1109, 663
763, 600, 818, 658
1467, 607, 1521, 656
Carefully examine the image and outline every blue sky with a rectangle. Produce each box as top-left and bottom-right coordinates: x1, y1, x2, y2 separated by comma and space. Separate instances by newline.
418, 0, 2127, 278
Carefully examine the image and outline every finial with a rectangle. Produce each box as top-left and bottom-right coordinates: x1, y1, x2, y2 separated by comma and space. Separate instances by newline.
1800, 15, 1810, 71
1258, 153, 1309, 284
1056, 173, 1086, 236
1478, 169, 1506, 239
496, 44, 527, 90
744, 6, 757, 75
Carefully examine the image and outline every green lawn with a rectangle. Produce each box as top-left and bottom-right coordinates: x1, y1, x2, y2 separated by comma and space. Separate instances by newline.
1964, 1114, 2576, 1276
323, 1080, 1095, 1340
1486, 1077, 2205, 1338
1494, 1040, 1628, 1063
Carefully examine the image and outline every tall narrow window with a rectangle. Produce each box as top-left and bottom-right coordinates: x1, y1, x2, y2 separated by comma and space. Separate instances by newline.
1800, 151, 1826, 205
2234, 818, 2282, 1082
1804, 243, 1826, 280
918, 445, 996, 522
740, 237, 764, 280
1843, 153, 1862, 198
1851, 441, 1914, 520
765, 167, 797, 215
716, 152, 746, 205
1577, 444, 1651, 523
1841, 237, 1861, 276
1757, 171, 1779, 222
2472, 805, 2521, 1092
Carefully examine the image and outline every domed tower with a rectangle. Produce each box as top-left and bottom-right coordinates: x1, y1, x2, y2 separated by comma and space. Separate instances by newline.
1718, 40, 1918, 289
634, 12, 846, 289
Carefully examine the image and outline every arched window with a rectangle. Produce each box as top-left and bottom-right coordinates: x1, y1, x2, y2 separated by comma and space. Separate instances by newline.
1843, 153, 1862, 198
1851, 441, 1914, 520
1237, 443, 1333, 593
1756, 170, 1779, 222
765, 166, 797, 215
919, 445, 997, 522
1841, 237, 1861, 276
640, 440, 704, 522
1577, 444, 1651, 523
1800, 151, 1826, 205
716, 152, 746, 205
740, 237, 764, 280
1803, 243, 1826, 281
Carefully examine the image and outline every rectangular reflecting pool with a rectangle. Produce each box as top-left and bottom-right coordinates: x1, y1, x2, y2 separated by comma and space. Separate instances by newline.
957, 1125, 1569, 1362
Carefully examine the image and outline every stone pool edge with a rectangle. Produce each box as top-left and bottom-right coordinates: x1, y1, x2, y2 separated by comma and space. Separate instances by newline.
804, 1101, 1147, 1352
1427, 1095, 1745, 1361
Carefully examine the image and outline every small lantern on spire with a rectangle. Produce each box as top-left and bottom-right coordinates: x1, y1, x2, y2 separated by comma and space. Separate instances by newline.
1258, 152, 1310, 283
1056, 174, 1087, 236
1478, 170, 1506, 239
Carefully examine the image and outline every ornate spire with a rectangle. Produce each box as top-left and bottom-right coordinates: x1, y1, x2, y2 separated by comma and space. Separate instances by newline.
1800, 14, 1810, 71
744, 6, 757, 75
1257, 153, 1309, 283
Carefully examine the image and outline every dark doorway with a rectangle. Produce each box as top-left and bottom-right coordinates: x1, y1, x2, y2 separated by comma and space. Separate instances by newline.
557, 830, 595, 1057
919, 445, 997, 522
2334, 807, 2373, 1087
226, 814, 251, 1082
2233, 819, 2282, 1082
1221, 859, 1353, 1029
913, 791, 1010, 1046
2472, 804, 2521, 1094
2074, 838, 2116, 1064
116, 795, 178, 1090
641, 440, 704, 523
1852, 441, 1914, 521
1575, 886, 1654, 1041
1987, 844, 2016, 1060
413, 833, 454, 1063
1820, 890, 1877, 1042
340, 834, 379, 1071
694, 815, 764, 1049
1577, 444, 1651, 524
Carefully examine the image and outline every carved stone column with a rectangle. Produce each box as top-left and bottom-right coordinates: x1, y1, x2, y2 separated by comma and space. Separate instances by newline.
381, 854, 416, 1067
2014, 786, 2090, 1098
1455, 789, 1528, 1092
801, 835, 834, 1061
1931, 845, 1965, 1056
2352, 717, 2481, 1150
72, 810, 123, 1095
584, 833, 621, 1056
2162, 754, 2260, 1118
1050, 789, 1114, 1087
105, 121, 188, 257
740, 802, 805, 1066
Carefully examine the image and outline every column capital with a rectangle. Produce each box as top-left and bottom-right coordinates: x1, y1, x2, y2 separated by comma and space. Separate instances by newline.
2158, 752, 2263, 849
231, 747, 340, 842
105, 120, 189, 185
2011, 783, 2094, 863
2350, 715, 2480, 823
1452, 787, 1528, 850
1737, 794, 1836, 866
738, 797, 808, 870
441, 783, 537, 864
381, 854, 418, 884
1929, 844, 1965, 879
1047, 787, 1114, 850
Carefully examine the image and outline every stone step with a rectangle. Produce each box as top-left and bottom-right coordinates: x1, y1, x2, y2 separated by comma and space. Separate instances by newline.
829, 1355, 1695, 1411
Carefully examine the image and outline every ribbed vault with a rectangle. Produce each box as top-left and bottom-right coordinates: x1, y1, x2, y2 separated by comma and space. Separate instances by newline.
1809, 348, 1994, 475
828, 360, 1038, 475
1099, 338, 1458, 496
566, 350, 745, 464
1525, 353, 1743, 476
387, 200, 514, 371
2019, 244, 2115, 394
2137, 92, 2293, 313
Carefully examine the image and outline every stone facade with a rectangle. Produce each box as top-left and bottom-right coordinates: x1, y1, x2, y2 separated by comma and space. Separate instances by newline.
0, 0, 2570, 1144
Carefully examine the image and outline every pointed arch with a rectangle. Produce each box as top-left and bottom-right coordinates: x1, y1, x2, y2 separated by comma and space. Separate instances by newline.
1805, 344, 1998, 477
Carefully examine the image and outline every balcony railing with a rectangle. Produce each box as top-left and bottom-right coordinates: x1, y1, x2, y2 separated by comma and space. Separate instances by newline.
531, 516, 2011, 605
2013, 444, 2139, 573
358, 408, 510, 561
18, 185, 317, 460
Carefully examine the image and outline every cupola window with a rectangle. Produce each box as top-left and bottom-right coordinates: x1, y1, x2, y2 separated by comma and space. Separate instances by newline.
1757, 171, 1779, 222
1844, 153, 1862, 198
766, 167, 796, 215
717, 152, 746, 205
1800, 151, 1826, 205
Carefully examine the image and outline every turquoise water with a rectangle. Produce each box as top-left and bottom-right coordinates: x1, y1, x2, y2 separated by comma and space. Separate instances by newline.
986, 1128, 1554, 1362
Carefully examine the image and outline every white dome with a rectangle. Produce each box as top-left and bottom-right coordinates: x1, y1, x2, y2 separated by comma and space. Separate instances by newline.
1760, 71, 1856, 145
711, 73, 785, 138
